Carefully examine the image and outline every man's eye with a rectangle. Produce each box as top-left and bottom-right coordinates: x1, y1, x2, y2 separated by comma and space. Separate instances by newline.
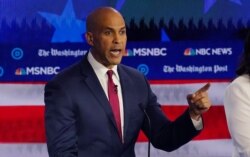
104, 31, 112, 35
120, 30, 126, 35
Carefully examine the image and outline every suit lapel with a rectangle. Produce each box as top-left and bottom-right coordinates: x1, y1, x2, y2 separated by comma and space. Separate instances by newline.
80, 57, 118, 132
118, 65, 136, 143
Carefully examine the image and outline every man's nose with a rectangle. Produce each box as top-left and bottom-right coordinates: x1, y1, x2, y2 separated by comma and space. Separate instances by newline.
113, 33, 122, 44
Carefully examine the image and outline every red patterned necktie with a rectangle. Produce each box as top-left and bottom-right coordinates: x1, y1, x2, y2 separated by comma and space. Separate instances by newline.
107, 70, 122, 140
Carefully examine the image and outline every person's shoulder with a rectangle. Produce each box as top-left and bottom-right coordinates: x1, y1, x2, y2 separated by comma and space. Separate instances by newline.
226, 74, 250, 93
231, 74, 249, 87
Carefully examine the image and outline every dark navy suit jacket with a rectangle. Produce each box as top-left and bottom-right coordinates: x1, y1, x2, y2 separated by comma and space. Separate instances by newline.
44, 55, 201, 157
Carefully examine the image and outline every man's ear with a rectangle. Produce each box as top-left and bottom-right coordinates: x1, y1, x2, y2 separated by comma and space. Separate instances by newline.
85, 32, 94, 46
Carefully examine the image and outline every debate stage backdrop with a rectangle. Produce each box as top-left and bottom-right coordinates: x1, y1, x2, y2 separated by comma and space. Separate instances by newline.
1, 0, 250, 157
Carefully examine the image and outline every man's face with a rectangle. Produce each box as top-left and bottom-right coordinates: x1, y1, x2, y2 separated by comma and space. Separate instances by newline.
86, 10, 127, 69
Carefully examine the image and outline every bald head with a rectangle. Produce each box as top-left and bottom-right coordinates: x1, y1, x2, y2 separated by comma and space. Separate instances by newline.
84, 7, 127, 69
86, 7, 125, 32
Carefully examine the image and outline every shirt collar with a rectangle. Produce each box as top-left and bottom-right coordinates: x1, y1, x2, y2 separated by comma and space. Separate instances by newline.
87, 51, 119, 80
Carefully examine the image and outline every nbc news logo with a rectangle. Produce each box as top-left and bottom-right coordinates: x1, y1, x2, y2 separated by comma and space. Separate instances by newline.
184, 47, 232, 56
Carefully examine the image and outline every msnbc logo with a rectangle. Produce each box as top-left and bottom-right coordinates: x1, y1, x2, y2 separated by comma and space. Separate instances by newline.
15, 67, 60, 75
184, 48, 196, 56
124, 48, 167, 56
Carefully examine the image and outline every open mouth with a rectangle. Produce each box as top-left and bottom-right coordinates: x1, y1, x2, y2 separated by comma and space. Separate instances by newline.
110, 49, 122, 55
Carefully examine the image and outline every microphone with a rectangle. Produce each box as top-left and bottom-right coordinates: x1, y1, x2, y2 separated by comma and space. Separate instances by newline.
114, 85, 118, 94
139, 104, 151, 157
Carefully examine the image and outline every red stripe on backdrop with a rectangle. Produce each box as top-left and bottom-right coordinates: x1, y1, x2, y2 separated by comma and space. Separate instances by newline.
137, 105, 231, 142
149, 79, 231, 84
0, 106, 45, 143
0, 106, 230, 143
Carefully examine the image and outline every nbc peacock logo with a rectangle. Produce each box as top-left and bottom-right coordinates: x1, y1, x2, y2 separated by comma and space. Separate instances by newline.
123, 49, 134, 56
15, 68, 27, 75
184, 48, 196, 56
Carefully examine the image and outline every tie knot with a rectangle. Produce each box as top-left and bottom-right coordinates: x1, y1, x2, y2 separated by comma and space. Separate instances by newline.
107, 70, 113, 78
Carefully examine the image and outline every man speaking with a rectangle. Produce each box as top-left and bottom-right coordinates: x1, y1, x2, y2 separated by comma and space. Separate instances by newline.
44, 7, 211, 157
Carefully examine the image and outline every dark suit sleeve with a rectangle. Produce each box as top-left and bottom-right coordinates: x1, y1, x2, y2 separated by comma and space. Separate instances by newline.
44, 81, 78, 157
141, 77, 201, 152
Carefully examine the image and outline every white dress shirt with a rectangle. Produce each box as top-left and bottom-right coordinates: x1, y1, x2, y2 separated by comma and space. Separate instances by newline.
224, 74, 250, 157
87, 52, 124, 139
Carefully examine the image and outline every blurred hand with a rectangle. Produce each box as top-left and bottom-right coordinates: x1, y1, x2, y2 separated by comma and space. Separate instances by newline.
187, 83, 211, 120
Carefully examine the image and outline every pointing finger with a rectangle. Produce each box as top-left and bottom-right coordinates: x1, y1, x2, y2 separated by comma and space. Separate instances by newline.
195, 83, 210, 94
